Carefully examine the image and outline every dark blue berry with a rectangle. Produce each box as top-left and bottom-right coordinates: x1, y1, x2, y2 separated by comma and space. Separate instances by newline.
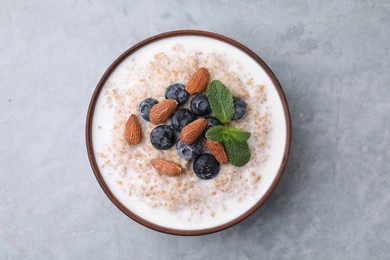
176, 139, 203, 160
170, 108, 196, 132
232, 96, 247, 120
165, 83, 189, 105
139, 98, 158, 121
150, 125, 175, 150
193, 153, 220, 180
190, 94, 211, 116
202, 116, 221, 137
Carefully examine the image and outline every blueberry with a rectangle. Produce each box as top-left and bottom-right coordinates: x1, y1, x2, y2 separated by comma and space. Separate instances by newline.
193, 153, 220, 180
176, 139, 203, 160
150, 125, 175, 150
165, 83, 189, 105
190, 94, 211, 116
232, 96, 247, 120
139, 98, 158, 121
202, 116, 221, 137
170, 108, 196, 132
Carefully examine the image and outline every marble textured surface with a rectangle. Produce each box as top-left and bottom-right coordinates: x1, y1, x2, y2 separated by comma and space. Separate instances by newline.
1, 1, 389, 259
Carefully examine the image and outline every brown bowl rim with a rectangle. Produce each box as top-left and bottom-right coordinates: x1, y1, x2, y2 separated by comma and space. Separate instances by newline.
85, 30, 292, 236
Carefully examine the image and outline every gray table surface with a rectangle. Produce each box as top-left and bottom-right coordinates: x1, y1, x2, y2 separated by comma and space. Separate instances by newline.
1, 1, 389, 259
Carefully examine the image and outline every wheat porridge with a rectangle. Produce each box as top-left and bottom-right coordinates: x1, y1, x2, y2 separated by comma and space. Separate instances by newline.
92, 36, 287, 230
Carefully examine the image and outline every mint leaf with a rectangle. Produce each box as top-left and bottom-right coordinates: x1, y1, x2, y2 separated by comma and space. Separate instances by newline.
223, 139, 251, 167
206, 80, 234, 123
205, 126, 226, 142
226, 127, 251, 142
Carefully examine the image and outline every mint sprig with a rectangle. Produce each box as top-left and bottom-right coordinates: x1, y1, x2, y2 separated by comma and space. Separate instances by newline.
226, 127, 251, 142
205, 125, 225, 142
206, 80, 234, 123
205, 79, 252, 167
206, 126, 251, 167
206, 126, 251, 143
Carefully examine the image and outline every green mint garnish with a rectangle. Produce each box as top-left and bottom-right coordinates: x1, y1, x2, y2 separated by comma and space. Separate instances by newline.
223, 139, 251, 167
206, 126, 251, 167
205, 79, 252, 167
206, 80, 234, 123
226, 127, 251, 142
205, 125, 226, 142
206, 126, 251, 143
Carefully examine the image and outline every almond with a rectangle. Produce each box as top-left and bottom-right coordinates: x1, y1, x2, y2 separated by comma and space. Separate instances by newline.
180, 118, 207, 144
151, 159, 182, 177
186, 67, 210, 94
149, 99, 178, 125
206, 139, 228, 164
124, 114, 142, 145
